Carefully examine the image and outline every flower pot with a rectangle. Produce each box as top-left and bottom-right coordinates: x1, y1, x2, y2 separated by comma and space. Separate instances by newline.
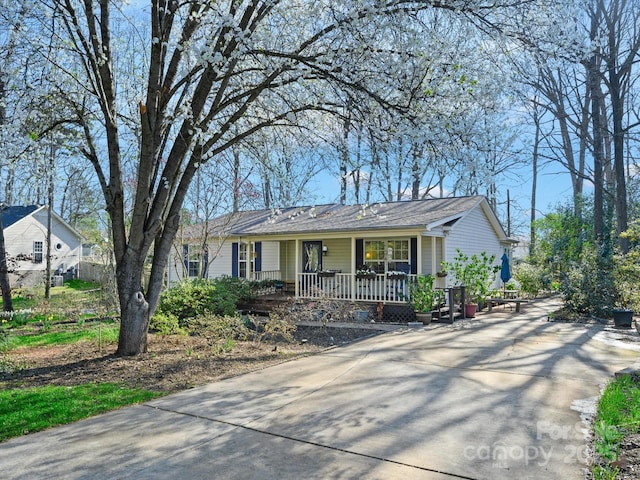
465, 303, 477, 318
612, 308, 633, 328
415, 312, 432, 325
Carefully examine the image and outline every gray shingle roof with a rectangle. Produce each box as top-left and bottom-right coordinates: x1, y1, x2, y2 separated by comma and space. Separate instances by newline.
187, 196, 486, 238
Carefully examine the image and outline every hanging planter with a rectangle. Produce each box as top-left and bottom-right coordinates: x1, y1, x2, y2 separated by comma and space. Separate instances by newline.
317, 271, 336, 278
356, 271, 377, 280
387, 272, 406, 281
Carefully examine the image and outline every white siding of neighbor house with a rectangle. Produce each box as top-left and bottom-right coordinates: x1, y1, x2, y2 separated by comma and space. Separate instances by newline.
445, 206, 505, 288
5, 208, 82, 286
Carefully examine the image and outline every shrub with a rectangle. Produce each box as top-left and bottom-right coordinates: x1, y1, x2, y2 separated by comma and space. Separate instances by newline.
513, 262, 544, 298
441, 249, 499, 304
559, 247, 615, 316
184, 314, 250, 342
149, 312, 185, 335
613, 229, 640, 312
253, 313, 297, 346
156, 278, 252, 323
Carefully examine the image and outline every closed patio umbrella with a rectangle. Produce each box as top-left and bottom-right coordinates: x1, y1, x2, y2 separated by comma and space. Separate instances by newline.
500, 253, 511, 291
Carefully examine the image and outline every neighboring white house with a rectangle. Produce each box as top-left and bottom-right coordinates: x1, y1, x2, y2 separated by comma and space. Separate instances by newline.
167, 196, 517, 304
2, 205, 83, 287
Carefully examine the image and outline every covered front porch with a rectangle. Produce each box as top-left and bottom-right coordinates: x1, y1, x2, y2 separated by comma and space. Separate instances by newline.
251, 234, 447, 304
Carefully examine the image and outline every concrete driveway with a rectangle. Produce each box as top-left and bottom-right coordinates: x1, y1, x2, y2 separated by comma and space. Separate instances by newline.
2, 297, 640, 480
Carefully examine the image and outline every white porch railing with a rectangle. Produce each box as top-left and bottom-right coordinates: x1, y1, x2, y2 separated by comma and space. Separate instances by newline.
253, 270, 282, 281
296, 272, 415, 303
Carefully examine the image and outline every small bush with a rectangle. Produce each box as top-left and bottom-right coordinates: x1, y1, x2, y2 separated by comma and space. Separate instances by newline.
560, 248, 615, 316
156, 277, 257, 323
513, 262, 544, 298
273, 296, 360, 326
253, 313, 297, 346
149, 312, 185, 335
0, 323, 11, 353
184, 314, 250, 343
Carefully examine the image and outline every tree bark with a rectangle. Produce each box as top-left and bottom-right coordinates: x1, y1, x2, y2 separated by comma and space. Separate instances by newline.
116, 289, 149, 356
0, 206, 13, 312
530, 105, 540, 257
588, 8, 606, 248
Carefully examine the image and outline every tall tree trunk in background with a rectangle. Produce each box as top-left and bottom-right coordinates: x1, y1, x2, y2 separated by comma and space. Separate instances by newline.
339, 109, 351, 205
530, 109, 540, 257
232, 149, 241, 213
588, 9, 606, 248
601, 0, 640, 253
411, 144, 422, 200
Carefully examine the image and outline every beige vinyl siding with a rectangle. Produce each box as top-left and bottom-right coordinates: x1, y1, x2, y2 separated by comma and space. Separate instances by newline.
280, 240, 296, 282
320, 238, 351, 273
258, 241, 279, 272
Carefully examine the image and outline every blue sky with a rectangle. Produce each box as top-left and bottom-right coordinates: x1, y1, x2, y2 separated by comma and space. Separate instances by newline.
306, 158, 580, 239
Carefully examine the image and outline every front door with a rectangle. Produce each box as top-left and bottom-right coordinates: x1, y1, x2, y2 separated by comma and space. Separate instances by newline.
303, 241, 322, 273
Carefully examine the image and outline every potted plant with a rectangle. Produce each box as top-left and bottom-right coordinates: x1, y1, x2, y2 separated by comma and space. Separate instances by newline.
387, 270, 407, 280
612, 251, 637, 328
356, 267, 377, 280
442, 249, 499, 318
317, 270, 336, 278
409, 274, 443, 324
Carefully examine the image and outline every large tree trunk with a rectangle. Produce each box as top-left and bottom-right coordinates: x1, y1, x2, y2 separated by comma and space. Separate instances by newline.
0, 207, 13, 312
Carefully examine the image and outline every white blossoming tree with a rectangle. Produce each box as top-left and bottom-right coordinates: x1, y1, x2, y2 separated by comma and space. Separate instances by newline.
21, 0, 577, 355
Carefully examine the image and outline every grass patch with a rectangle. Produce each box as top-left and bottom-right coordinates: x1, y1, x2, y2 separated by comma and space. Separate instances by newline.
0, 280, 105, 313
6, 324, 119, 350
592, 374, 640, 479
0, 383, 162, 442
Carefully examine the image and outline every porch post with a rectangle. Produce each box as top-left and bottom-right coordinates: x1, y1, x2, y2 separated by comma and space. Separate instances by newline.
416, 235, 422, 275
350, 236, 356, 300
431, 235, 437, 275
294, 239, 300, 297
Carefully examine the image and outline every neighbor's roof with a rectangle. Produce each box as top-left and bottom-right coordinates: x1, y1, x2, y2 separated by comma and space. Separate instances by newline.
1, 205, 40, 228
185, 196, 505, 238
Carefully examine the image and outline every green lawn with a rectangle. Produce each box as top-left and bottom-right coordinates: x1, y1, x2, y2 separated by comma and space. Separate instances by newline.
0, 383, 162, 442
0, 280, 149, 443
6, 324, 119, 350
592, 374, 640, 479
